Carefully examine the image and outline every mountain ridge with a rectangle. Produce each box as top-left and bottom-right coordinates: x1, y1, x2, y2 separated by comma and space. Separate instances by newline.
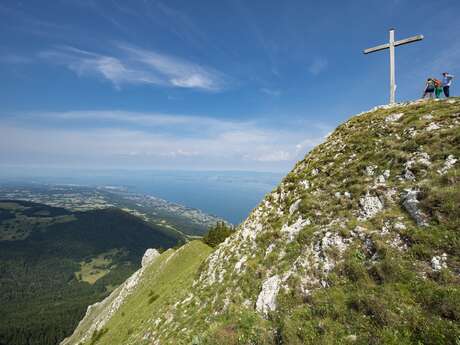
63, 98, 460, 345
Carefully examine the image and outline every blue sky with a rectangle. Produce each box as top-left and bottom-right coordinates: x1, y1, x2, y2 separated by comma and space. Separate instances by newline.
1, 0, 459, 172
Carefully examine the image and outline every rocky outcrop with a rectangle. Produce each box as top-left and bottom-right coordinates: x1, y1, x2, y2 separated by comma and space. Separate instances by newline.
437, 155, 457, 175
385, 112, 404, 123
142, 248, 160, 267
256, 275, 281, 316
402, 189, 428, 227
358, 192, 384, 220
281, 216, 311, 242
431, 253, 448, 271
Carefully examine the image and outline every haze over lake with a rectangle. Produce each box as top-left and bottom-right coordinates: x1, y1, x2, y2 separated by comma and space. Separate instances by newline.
0, 168, 283, 224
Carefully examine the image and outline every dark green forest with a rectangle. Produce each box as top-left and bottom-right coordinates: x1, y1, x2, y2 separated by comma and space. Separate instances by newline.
0, 200, 182, 345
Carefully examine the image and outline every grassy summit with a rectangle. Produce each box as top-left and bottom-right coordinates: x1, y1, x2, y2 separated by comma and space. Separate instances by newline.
65, 98, 460, 345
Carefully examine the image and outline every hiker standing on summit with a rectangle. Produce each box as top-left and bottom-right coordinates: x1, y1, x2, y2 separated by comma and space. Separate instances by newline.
442, 72, 454, 97
434, 78, 443, 99
422, 78, 435, 99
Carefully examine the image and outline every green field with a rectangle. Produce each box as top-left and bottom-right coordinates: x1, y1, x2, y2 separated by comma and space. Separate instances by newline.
75, 249, 127, 285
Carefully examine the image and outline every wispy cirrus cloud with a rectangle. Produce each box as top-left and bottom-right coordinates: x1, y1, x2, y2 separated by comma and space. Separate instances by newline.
38, 46, 160, 89
118, 44, 226, 90
38, 44, 227, 91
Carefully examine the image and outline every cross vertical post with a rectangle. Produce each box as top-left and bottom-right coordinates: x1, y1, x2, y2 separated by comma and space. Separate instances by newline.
389, 29, 395, 104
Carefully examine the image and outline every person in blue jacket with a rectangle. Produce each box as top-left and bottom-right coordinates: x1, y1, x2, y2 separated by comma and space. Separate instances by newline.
442, 72, 454, 98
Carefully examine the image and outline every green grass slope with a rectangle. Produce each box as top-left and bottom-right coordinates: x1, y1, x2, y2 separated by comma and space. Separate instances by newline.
66, 98, 460, 345
62, 240, 212, 345
0, 201, 183, 345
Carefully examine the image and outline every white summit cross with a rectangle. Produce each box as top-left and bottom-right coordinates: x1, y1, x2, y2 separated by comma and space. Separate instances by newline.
364, 28, 423, 104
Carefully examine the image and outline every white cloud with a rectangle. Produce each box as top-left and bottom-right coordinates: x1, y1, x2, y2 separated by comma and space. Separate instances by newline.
39, 44, 226, 91
38, 46, 160, 89
118, 44, 225, 91
0, 110, 330, 170
308, 57, 328, 75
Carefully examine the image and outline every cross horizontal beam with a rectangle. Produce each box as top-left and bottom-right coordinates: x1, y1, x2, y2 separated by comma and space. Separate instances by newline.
394, 34, 424, 47
363, 34, 424, 54
364, 43, 389, 54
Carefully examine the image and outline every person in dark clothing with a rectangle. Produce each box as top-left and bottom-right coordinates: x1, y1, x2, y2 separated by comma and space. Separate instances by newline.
442, 72, 454, 98
422, 78, 435, 99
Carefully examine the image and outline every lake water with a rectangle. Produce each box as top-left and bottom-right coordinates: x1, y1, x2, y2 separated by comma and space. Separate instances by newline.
0, 169, 284, 224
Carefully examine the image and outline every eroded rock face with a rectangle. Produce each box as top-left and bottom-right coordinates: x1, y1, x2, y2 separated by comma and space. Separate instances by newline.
431, 253, 447, 271
416, 152, 431, 166
289, 199, 302, 215
234, 255, 247, 274
404, 169, 416, 181
365, 165, 377, 176
438, 155, 457, 175
426, 122, 440, 131
402, 189, 428, 227
281, 216, 311, 242
256, 275, 281, 316
312, 231, 350, 272
375, 169, 390, 184
300, 180, 310, 189
142, 248, 160, 267
358, 193, 384, 220
385, 112, 404, 123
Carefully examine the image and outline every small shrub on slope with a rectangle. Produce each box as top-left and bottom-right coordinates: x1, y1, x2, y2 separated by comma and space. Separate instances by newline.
202, 221, 234, 247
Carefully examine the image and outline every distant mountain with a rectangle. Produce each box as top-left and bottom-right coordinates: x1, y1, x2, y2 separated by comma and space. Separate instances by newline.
64, 98, 460, 344
0, 200, 182, 345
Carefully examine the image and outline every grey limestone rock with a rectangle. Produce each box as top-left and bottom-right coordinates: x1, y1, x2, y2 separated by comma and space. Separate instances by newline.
402, 189, 428, 227
431, 253, 447, 271
142, 248, 160, 267
256, 275, 281, 316
358, 192, 384, 220
437, 155, 457, 175
385, 112, 404, 123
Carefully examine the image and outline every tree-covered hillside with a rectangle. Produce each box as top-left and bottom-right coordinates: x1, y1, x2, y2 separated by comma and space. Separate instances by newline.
0, 200, 182, 345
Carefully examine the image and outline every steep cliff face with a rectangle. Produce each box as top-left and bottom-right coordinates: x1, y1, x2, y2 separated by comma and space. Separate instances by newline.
65, 98, 460, 345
